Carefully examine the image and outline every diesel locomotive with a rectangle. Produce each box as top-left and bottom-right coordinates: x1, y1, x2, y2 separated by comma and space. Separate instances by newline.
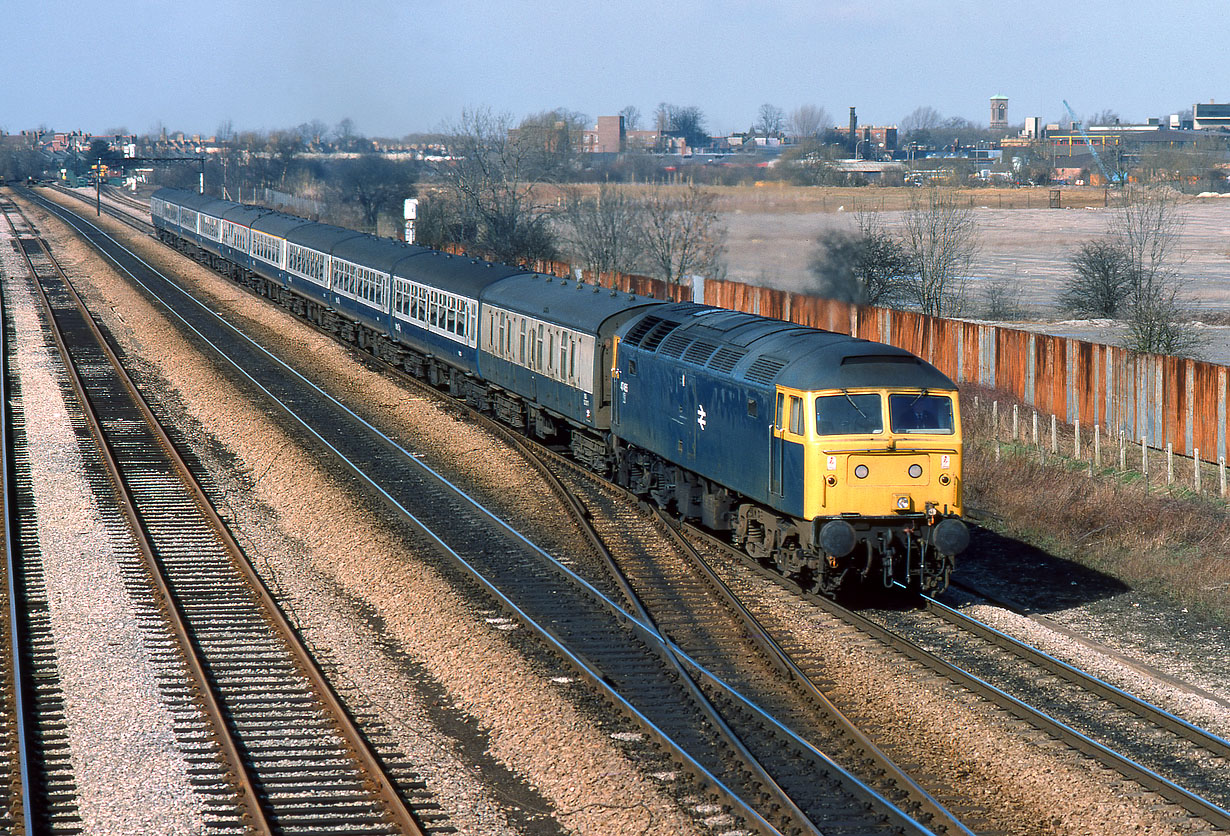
150, 187, 968, 595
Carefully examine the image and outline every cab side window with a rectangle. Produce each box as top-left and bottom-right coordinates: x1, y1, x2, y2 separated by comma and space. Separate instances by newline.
774, 392, 785, 430
788, 395, 804, 435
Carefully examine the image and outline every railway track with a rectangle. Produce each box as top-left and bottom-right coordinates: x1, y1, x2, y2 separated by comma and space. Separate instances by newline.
0, 196, 434, 834
674, 516, 1230, 833
864, 590, 1230, 830
0, 207, 36, 834
48, 183, 154, 235
490, 427, 976, 835
16, 188, 956, 835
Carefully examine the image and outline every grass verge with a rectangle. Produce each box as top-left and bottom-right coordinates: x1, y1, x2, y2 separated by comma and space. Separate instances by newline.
961, 391, 1230, 622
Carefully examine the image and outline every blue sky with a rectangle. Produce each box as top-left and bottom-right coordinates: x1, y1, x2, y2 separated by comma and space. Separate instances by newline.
7, 0, 1224, 138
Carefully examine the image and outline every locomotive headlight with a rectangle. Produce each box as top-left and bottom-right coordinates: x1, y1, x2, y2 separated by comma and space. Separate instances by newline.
908, 464, 923, 478
854, 464, 869, 479
896, 496, 911, 510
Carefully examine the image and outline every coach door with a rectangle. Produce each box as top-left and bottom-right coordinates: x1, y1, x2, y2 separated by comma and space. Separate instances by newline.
769, 391, 785, 496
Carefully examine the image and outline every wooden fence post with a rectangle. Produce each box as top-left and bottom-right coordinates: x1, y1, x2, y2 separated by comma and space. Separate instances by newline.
1195, 448, 1202, 494
1013, 404, 1019, 441
1142, 437, 1149, 489
1166, 443, 1174, 486
1094, 425, 1101, 468
1032, 412, 1038, 446
1051, 414, 1058, 454
992, 401, 999, 438
1075, 420, 1081, 459
1119, 431, 1126, 471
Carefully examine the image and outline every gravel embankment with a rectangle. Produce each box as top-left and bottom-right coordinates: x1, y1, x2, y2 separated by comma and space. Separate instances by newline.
1, 224, 208, 834
20, 191, 708, 835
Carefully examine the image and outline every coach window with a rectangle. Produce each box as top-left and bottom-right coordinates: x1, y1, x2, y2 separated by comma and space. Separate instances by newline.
519, 319, 527, 364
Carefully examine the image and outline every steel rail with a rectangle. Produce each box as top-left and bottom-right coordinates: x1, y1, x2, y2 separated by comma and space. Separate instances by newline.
0, 200, 36, 835
920, 591, 1230, 760
491, 432, 824, 836
12, 201, 426, 836
798, 574, 1230, 830
12, 230, 275, 834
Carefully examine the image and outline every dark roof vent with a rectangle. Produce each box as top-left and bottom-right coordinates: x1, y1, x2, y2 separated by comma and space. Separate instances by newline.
660, 332, 691, 358
707, 346, 746, 374
744, 356, 787, 385
682, 339, 719, 365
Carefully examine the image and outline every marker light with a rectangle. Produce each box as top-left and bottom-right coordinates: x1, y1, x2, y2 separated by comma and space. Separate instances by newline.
854, 464, 869, 479
908, 464, 923, 478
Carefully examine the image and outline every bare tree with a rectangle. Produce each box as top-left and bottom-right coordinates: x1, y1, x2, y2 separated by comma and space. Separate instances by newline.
1057, 239, 1134, 317
900, 106, 943, 136
516, 108, 588, 180
1088, 108, 1122, 126
1110, 184, 1187, 311
655, 103, 709, 149
558, 184, 645, 277
640, 184, 725, 285
1108, 185, 1202, 355
619, 105, 642, 132
788, 105, 830, 140
756, 104, 785, 138
333, 154, 419, 231
334, 117, 359, 151
979, 277, 1027, 320
900, 188, 980, 316
808, 212, 914, 306
432, 108, 558, 264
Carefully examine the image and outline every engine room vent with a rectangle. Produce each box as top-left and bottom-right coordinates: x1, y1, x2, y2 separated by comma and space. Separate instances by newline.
707, 346, 746, 374
623, 315, 663, 347
743, 356, 787, 385
660, 332, 692, 358
682, 339, 719, 365
640, 320, 680, 352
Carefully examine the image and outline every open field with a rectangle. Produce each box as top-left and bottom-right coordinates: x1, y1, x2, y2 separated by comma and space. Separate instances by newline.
715, 184, 1230, 306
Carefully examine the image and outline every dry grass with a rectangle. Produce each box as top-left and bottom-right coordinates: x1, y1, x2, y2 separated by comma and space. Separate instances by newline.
960, 390, 1230, 621
535, 183, 1113, 214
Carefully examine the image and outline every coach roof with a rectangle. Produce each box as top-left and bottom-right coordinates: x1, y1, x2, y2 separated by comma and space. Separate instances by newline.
285, 221, 365, 253
482, 273, 662, 333
330, 234, 432, 274
251, 211, 313, 239
393, 250, 526, 299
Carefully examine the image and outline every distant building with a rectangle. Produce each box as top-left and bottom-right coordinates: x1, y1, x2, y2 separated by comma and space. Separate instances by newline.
990, 95, 1008, 131
1193, 102, 1230, 130
833, 124, 897, 157
582, 115, 626, 153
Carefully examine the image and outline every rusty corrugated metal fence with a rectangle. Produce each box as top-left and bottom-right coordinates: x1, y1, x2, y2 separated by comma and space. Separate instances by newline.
450, 246, 1225, 465
603, 269, 1224, 464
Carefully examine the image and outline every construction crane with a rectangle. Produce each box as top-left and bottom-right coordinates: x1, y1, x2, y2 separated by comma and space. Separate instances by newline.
1062, 100, 1125, 186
